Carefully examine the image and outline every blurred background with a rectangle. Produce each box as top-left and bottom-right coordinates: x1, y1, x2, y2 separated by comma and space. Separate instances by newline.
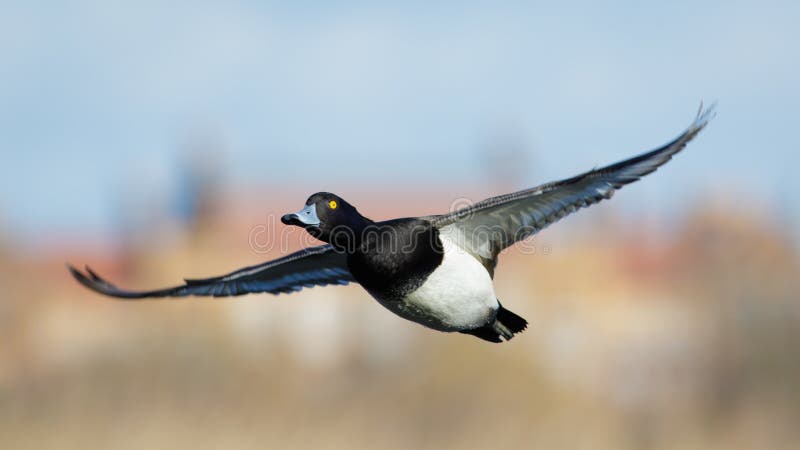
1, 1, 799, 449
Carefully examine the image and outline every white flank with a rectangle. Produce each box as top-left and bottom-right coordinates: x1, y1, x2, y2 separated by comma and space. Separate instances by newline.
403, 235, 498, 330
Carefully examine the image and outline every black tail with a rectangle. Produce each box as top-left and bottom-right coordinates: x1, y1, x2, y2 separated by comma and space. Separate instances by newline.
460, 305, 528, 343
496, 306, 528, 335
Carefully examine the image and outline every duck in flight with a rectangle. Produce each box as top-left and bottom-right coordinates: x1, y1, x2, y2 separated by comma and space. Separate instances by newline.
69, 105, 714, 343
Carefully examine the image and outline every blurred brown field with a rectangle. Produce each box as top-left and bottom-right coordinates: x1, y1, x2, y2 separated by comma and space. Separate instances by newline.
1, 182, 798, 450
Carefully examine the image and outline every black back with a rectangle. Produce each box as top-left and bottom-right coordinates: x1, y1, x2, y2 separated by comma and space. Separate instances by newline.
346, 218, 443, 300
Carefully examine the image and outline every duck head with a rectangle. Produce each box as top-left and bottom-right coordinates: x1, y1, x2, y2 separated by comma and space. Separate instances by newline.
281, 192, 371, 250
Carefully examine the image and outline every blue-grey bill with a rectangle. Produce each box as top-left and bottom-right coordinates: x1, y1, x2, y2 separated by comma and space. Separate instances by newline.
281, 203, 320, 226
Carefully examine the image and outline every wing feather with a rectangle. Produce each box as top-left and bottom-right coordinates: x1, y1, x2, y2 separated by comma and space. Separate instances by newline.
434, 104, 715, 264
68, 244, 355, 299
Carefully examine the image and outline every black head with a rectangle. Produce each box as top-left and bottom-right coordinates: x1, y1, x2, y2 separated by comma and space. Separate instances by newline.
281, 192, 370, 247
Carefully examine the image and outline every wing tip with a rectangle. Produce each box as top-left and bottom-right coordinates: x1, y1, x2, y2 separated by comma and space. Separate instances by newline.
66, 263, 84, 282
692, 100, 717, 132
67, 263, 104, 293
67, 263, 141, 299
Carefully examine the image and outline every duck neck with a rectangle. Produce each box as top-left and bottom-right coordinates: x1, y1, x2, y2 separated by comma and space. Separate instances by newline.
328, 214, 373, 253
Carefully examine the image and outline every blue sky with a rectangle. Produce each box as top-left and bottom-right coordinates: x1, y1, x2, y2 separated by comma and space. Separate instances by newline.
1, 1, 798, 244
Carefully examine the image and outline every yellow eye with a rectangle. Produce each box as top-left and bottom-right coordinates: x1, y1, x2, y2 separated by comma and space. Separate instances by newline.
329, 200, 338, 209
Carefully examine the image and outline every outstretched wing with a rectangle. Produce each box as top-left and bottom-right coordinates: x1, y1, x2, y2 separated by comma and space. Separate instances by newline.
68, 244, 355, 298
433, 104, 715, 269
